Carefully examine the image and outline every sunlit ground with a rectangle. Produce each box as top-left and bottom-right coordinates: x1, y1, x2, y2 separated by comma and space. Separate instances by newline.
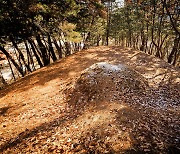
0, 46, 179, 153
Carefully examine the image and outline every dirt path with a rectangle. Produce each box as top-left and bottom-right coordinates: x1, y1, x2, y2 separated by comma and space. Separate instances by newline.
0, 46, 179, 153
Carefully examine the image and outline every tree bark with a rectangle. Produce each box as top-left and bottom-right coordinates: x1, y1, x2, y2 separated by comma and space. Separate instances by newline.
28, 38, 43, 68
0, 46, 24, 76
24, 40, 36, 71
47, 34, 57, 62
0, 69, 7, 89
36, 34, 50, 66
53, 37, 62, 59
7, 58, 16, 80
168, 36, 180, 65
10, 38, 32, 72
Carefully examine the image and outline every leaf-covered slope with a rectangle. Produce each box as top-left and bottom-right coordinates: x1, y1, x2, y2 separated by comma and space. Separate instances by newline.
0, 46, 179, 153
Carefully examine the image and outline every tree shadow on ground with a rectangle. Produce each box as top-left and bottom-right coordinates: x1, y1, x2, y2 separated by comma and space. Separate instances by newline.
0, 102, 152, 153
0, 112, 71, 152
0, 100, 131, 153
0, 107, 10, 116
111, 46, 180, 87
0, 47, 108, 98
0, 98, 179, 153
0, 46, 179, 99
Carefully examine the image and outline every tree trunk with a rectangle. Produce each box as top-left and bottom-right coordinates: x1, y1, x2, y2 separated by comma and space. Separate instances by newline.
28, 38, 43, 68
7, 58, 16, 80
64, 42, 71, 56
0, 69, 7, 89
11, 38, 32, 73
24, 40, 36, 71
36, 34, 50, 66
53, 37, 62, 58
0, 46, 24, 76
140, 29, 145, 51
47, 34, 57, 62
168, 36, 180, 65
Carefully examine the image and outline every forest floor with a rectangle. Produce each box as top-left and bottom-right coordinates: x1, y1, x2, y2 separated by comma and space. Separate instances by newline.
0, 46, 179, 153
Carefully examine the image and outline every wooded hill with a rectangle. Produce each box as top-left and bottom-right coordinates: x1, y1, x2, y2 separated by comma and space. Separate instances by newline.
0, 0, 179, 153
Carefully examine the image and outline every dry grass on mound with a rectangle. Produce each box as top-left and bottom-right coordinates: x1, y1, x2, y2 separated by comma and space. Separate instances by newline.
68, 62, 149, 105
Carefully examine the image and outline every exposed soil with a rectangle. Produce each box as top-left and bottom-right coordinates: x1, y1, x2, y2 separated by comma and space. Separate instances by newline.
0, 46, 179, 153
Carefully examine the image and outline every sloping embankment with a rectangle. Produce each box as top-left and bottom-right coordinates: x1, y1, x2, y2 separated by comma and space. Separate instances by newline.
0, 46, 179, 153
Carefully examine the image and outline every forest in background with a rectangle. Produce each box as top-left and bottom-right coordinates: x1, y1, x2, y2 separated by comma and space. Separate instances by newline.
0, 0, 179, 87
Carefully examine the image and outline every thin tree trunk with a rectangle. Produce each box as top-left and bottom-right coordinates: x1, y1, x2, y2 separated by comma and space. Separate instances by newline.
24, 40, 36, 71
36, 34, 50, 66
0, 69, 7, 88
0, 46, 24, 76
64, 42, 71, 56
28, 38, 43, 68
10, 38, 32, 72
53, 37, 62, 59
47, 34, 57, 62
7, 58, 16, 80
168, 36, 180, 65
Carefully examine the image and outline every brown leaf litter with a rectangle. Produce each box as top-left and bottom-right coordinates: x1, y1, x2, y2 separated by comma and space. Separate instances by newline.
0, 46, 179, 153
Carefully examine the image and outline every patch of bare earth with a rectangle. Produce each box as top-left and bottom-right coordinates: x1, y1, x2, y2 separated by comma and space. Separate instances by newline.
0, 46, 179, 153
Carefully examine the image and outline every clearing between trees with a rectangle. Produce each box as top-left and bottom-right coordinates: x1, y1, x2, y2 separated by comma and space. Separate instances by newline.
0, 46, 179, 153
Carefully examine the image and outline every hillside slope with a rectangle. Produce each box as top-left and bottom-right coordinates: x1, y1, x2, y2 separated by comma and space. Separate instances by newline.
0, 46, 179, 153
